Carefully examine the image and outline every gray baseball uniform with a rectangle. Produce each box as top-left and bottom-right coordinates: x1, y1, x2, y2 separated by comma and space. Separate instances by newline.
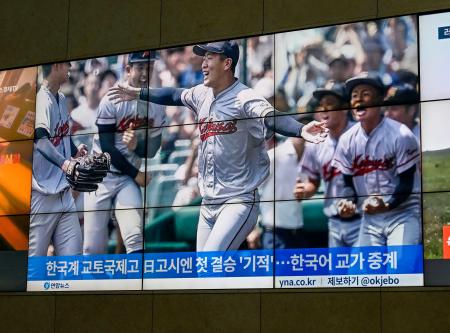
301, 121, 360, 247
181, 80, 273, 251
332, 117, 421, 246
83, 93, 166, 254
29, 85, 82, 257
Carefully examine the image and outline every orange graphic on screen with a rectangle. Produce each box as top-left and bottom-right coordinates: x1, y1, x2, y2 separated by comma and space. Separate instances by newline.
0, 215, 29, 250
0, 140, 33, 216
443, 226, 450, 259
0, 67, 36, 216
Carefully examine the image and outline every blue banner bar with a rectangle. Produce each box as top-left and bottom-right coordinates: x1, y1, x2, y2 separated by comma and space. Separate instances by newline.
28, 245, 422, 281
28, 254, 143, 281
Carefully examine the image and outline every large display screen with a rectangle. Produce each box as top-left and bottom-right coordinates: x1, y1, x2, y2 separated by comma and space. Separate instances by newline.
2, 9, 450, 291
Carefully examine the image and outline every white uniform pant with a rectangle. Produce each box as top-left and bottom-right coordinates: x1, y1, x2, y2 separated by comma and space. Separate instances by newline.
83, 174, 143, 254
358, 208, 421, 246
328, 216, 361, 248
197, 191, 259, 252
29, 188, 82, 257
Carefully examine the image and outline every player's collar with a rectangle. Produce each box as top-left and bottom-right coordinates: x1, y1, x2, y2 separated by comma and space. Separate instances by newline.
214, 78, 239, 100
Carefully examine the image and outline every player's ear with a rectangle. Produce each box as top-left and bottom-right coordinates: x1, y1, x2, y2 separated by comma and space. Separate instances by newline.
125, 64, 132, 75
223, 58, 232, 72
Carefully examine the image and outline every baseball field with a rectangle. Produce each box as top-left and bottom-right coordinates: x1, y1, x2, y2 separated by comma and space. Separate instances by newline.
422, 148, 450, 258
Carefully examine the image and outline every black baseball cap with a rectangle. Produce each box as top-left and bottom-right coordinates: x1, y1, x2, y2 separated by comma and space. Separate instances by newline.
313, 81, 347, 102
128, 50, 159, 64
384, 84, 419, 106
193, 40, 240, 67
345, 72, 385, 96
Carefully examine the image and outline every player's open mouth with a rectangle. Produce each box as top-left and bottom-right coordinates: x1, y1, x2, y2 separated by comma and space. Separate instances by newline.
203, 71, 209, 78
354, 105, 366, 116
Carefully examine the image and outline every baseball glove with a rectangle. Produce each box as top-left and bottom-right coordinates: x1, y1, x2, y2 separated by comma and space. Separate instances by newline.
66, 153, 111, 192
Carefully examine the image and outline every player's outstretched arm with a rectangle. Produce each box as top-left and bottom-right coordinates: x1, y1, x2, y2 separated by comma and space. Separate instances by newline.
263, 111, 328, 143
108, 83, 185, 106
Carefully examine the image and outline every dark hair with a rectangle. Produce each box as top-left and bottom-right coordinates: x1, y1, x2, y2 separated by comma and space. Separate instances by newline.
99, 69, 118, 83
219, 54, 236, 74
41, 64, 53, 78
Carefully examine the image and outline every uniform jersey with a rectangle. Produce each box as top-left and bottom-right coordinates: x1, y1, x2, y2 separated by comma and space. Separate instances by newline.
181, 80, 273, 202
32, 86, 71, 194
332, 117, 420, 211
93, 92, 166, 173
300, 121, 355, 217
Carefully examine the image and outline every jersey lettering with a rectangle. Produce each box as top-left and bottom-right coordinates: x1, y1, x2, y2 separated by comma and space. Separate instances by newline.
50, 120, 70, 146
322, 160, 341, 182
117, 116, 155, 131
199, 117, 237, 141
352, 154, 395, 176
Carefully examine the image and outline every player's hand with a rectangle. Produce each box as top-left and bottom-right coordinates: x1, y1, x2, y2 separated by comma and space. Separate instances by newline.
363, 196, 389, 215
246, 228, 262, 249
293, 179, 316, 200
336, 199, 357, 218
61, 160, 71, 173
123, 122, 137, 150
75, 144, 88, 158
300, 120, 329, 144
135, 171, 151, 187
107, 83, 140, 104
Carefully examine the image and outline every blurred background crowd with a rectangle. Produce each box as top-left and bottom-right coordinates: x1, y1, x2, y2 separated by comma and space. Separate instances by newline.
46, 16, 418, 253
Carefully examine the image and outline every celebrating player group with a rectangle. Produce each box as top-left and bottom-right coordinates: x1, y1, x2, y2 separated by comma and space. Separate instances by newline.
30, 36, 421, 258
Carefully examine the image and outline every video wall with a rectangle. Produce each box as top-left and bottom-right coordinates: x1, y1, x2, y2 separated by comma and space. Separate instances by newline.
1, 10, 450, 291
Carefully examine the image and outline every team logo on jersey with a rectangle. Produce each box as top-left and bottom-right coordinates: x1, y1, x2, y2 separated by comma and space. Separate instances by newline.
322, 160, 341, 182
117, 116, 154, 131
199, 117, 237, 141
352, 154, 395, 176
50, 121, 70, 146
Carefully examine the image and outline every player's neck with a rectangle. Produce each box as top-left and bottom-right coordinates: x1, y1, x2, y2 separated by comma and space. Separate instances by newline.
361, 117, 382, 135
330, 120, 347, 139
42, 79, 60, 97
212, 76, 236, 97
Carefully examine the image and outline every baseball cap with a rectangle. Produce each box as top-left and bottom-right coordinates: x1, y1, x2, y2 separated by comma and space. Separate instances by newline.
384, 84, 419, 106
193, 40, 240, 67
128, 50, 159, 64
313, 81, 347, 102
345, 72, 385, 96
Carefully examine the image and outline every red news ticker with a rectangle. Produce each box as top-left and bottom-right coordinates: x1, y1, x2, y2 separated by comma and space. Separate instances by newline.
443, 225, 450, 259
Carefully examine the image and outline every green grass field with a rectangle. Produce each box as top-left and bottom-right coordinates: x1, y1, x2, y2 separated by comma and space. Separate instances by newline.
423, 149, 450, 192
422, 149, 450, 259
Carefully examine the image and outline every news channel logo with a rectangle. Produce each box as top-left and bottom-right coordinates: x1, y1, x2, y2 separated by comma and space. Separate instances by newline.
438, 26, 450, 39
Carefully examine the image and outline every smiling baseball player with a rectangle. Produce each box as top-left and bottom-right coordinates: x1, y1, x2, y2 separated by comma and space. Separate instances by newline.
108, 41, 328, 252
295, 81, 360, 247
83, 51, 166, 254
332, 72, 421, 246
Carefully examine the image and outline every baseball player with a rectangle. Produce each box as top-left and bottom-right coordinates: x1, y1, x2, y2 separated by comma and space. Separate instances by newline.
108, 41, 328, 252
332, 72, 421, 246
384, 84, 420, 141
295, 81, 361, 247
83, 51, 166, 255
29, 62, 86, 257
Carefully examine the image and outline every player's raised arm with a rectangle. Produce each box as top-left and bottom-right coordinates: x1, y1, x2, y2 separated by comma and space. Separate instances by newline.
263, 111, 329, 144
108, 84, 185, 106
